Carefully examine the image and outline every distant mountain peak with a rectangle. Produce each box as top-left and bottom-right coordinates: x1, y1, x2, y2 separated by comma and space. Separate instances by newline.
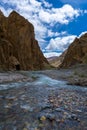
9, 10, 22, 18
0, 10, 4, 16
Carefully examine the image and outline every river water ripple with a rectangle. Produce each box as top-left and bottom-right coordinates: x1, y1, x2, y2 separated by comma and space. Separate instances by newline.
0, 71, 87, 130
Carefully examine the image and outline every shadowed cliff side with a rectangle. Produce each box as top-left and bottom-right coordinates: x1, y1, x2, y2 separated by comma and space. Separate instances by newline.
0, 10, 49, 70
60, 33, 87, 68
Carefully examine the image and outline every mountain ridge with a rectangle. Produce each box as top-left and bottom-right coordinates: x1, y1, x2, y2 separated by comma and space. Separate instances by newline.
60, 33, 87, 68
0, 10, 49, 70
48, 33, 87, 68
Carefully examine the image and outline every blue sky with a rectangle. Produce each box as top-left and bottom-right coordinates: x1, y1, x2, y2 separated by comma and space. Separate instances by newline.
0, 0, 87, 58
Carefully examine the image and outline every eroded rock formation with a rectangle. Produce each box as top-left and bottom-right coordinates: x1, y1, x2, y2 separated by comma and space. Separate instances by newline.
0, 10, 49, 70
60, 33, 87, 68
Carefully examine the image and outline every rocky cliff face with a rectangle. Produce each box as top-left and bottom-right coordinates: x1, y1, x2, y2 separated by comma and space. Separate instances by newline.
60, 33, 87, 68
0, 10, 49, 70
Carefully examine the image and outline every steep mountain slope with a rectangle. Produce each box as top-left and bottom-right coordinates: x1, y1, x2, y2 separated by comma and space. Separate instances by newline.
60, 33, 87, 68
0, 10, 49, 70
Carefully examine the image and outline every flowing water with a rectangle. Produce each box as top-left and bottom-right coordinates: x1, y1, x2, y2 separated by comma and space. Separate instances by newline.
0, 71, 87, 130
0, 71, 87, 91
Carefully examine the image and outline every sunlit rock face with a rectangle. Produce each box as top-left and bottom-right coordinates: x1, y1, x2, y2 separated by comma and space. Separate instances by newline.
0, 10, 49, 70
60, 33, 87, 68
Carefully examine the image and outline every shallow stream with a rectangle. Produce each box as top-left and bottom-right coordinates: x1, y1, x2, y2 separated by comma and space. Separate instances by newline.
0, 71, 87, 130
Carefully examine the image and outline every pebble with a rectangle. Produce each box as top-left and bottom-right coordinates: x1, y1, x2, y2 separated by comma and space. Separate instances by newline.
20, 95, 26, 100
46, 113, 55, 121
63, 112, 69, 116
23, 128, 28, 130
55, 108, 63, 112
4, 103, 12, 108
40, 116, 46, 121
6, 96, 17, 101
67, 114, 80, 121
75, 109, 82, 113
71, 114, 78, 120
40, 104, 52, 111
0, 71, 87, 130
20, 104, 34, 112
0, 95, 5, 99
38, 112, 56, 122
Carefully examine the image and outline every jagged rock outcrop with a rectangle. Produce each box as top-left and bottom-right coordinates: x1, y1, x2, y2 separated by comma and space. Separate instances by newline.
60, 33, 87, 68
0, 10, 49, 70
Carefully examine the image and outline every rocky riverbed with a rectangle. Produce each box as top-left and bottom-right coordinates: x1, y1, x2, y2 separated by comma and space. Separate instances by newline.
42, 64, 87, 86
0, 69, 87, 130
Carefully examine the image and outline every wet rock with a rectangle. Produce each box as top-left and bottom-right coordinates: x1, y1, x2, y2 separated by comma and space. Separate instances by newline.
5, 96, 17, 101
4, 103, 12, 108
55, 108, 64, 112
20, 95, 26, 100
71, 114, 78, 120
0, 95, 5, 99
63, 112, 69, 116
75, 109, 82, 113
39, 104, 52, 111
38, 113, 55, 122
67, 114, 80, 122
46, 113, 55, 121
71, 115, 79, 121
20, 104, 34, 112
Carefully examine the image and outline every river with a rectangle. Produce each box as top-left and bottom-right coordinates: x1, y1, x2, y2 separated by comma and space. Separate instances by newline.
0, 71, 87, 130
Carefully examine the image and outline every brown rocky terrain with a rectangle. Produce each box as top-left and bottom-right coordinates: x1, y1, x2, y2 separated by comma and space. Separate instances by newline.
48, 33, 87, 68
0, 10, 49, 71
60, 33, 87, 68
48, 50, 67, 68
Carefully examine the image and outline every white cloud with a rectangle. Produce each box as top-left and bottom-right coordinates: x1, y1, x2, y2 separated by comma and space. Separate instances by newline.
46, 35, 76, 51
47, 30, 67, 37
0, 6, 12, 16
30, 0, 41, 7
0, 0, 86, 49
44, 52, 61, 58
78, 31, 87, 38
47, 30, 60, 37
39, 4, 81, 24
45, 30, 87, 58
41, 0, 52, 8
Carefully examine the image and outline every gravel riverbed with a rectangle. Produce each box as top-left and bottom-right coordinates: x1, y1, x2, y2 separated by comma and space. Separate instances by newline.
0, 68, 87, 130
